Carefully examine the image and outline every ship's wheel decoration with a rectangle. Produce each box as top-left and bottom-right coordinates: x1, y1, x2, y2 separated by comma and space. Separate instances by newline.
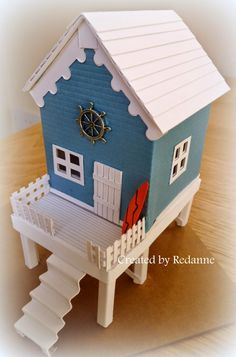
76, 102, 111, 144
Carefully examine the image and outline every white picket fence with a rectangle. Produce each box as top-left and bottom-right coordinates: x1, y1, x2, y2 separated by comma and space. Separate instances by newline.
10, 174, 55, 237
87, 217, 146, 271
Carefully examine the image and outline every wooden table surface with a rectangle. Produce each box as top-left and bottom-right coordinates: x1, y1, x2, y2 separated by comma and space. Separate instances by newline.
0, 79, 235, 355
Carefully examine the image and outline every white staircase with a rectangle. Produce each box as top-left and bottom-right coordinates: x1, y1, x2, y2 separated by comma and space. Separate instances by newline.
14, 254, 86, 356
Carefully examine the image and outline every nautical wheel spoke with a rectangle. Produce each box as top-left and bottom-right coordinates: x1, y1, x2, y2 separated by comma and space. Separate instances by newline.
84, 114, 91, 122
84, 126, 91, 133
94, 127, 100, 135
93, 115, 102, 123
81, 119, 90, 126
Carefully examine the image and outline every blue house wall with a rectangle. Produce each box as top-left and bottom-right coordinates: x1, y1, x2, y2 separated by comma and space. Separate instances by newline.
40, 49, 153, 221
40, 48, 210, 230
146, 105, 210, 230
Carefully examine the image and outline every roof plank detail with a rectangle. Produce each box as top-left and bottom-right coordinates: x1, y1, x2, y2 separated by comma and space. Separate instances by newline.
24, 10, 230, 138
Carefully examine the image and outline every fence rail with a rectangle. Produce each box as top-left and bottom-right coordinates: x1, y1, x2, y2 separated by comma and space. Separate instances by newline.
10, 174, 55, 237
87, 217, 146, 271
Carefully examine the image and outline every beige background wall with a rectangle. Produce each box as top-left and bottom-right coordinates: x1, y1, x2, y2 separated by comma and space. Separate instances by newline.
0, 0, 235, 138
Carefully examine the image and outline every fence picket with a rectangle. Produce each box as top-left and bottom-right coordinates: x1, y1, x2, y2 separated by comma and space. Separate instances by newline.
38, 214, 44, 231
44, 217, 50, 233
90, 245, 94, 261
113, 240, 121, 264
132, 224, 137, 248
87, 218, 146, 270
106, 246, 114, 271
137, 220, 142, 244
120, 234, 127, 256
23, 205, 30, 221
100, 249, 106, 268
126, 229, 132, 253
141, 217, 146, 240
50, 219, 55, 237
17, 203, 24, 219
29, 208, 37, 226
94, 245, 101, 269
87, 241, 93, 261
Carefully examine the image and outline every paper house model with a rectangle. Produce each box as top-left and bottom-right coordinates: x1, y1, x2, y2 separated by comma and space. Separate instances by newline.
11, 11, 229, 356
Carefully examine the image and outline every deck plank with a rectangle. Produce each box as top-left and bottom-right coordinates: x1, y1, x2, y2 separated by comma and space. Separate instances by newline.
31, 192, 121, 253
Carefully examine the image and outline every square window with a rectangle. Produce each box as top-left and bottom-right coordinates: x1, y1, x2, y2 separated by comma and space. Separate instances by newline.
58, 163, 66, 173
169, 137, 191, 184
70, 154, 80, 165
56, 148, 65, 160
53, 145, 84, 186
71, 169, 80, 180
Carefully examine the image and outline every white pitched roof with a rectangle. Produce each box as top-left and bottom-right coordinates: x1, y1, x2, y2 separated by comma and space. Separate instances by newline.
24, 11, 229, 137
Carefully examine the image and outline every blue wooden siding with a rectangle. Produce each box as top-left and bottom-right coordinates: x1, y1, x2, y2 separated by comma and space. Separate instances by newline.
146, 105, 211, 230
40, 49, 153, 221
40, 48, 210, 229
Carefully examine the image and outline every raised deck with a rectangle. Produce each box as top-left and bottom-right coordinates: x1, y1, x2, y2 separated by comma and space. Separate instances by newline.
11, 173, 200, 334
30, 192, 121, 253
10, 174, 146, 274
11, 174, 200, 276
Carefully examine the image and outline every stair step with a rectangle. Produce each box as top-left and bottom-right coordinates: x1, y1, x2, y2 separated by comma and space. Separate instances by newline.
15, 254, 86, 354
23, 299, 65, 334
47, 255, 86, 282
30, 284, 71, 317
15, 314, 57, 353
40, 269, 79, 300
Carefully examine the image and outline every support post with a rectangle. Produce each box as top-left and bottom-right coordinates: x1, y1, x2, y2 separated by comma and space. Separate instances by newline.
175, 198, 193, 227
20, 234, 39, 269
97, 280, 116, 328
133, 248, 149, 284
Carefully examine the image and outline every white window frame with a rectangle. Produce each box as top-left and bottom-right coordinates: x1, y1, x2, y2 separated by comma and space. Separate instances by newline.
169, 136, 191, 185
53, 144, 84, 186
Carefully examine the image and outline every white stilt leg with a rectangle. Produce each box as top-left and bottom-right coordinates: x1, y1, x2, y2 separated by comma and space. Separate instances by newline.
133, 248, 149, 284
176, 198, 193, 227
20, 234, 39, 269
97, 280, 116, 328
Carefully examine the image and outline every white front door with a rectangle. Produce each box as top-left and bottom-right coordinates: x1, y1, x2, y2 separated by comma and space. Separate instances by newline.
93, 162, 122, 224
